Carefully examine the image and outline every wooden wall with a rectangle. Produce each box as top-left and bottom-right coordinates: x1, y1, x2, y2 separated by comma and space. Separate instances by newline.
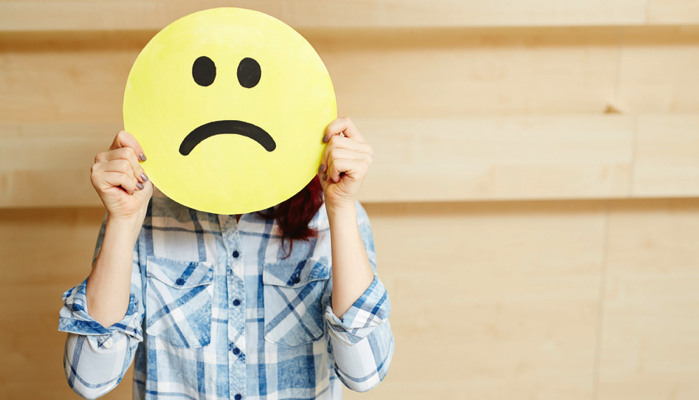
1, 1, 698, 399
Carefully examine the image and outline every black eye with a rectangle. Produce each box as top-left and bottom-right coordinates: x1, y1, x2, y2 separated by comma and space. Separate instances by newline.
192, 56, 216, 87
237, 57, 261, 88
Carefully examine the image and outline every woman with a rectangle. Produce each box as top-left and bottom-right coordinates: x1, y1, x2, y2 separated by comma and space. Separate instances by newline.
58, 117, 394, 399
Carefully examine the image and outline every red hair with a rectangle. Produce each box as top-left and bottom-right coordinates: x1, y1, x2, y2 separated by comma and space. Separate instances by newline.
260, 175, 324, 256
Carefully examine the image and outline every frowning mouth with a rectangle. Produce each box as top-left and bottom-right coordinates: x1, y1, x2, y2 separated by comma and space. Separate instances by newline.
179, 120, 276, 156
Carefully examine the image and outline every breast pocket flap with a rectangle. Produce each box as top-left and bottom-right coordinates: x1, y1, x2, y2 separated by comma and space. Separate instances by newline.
262, 257, 329, 288
146, 257, 214, 288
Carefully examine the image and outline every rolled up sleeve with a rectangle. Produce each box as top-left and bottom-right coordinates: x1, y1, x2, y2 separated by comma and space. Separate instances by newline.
58, 218, 144, 399
324, 203, 394, 392
325, 276, 394, 392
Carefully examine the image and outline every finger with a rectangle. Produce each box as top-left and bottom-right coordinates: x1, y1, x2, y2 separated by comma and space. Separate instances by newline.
319, 135, 368, 173
109, 130, 146, 162
323, 117, 365, 144
327, 146, 363, 161
97, 171, 140, 195
99, 159, 142, 191
100, 159, 135, 177
326, 157, 361, 183
327, 147, 372, 182
100, 147, 148, 182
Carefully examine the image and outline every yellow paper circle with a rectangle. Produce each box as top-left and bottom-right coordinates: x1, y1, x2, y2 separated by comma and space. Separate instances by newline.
123, 8, 336, 214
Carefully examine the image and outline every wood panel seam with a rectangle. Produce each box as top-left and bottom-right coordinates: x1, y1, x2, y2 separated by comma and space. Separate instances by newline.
591, 200, 612, 400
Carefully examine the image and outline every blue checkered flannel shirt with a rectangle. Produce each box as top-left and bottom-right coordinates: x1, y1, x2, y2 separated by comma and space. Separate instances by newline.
58, 189, 394, 399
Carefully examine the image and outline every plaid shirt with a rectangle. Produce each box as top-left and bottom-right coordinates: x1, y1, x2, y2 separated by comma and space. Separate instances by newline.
58, 189, 393, 400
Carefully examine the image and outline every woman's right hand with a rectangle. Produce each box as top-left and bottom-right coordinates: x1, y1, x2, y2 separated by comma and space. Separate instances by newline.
91, 130, 153, 222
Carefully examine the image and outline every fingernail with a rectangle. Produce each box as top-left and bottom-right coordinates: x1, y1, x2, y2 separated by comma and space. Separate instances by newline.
318, 164, 325, 173
139, 153, 147, 162
323, 173, 328, 181
141, 173, 149, 182
322, 135, 328, 143
136, 181, 144, 190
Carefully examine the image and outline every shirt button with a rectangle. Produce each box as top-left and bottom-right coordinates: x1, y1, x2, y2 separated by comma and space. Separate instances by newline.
232, 347, 240, 355
232, 299, 241, 306
175, 278, 185, 286
232, 250, 240, 258
292, 276, 301, 284
234, 395, 242, 400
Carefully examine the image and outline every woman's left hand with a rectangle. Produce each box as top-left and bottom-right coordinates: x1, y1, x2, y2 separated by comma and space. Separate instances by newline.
318, 117, 373, 211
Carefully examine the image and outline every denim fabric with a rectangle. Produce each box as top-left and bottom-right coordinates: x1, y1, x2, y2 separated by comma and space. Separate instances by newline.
58, 189, 394, 400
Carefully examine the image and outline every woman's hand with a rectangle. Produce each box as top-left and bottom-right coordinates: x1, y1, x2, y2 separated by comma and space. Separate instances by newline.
91, 130, 152, 222
318, 117, 373, 212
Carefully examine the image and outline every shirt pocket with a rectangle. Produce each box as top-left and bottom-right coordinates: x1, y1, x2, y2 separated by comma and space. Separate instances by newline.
145, 256, 215, 348
262, 258, 330, 347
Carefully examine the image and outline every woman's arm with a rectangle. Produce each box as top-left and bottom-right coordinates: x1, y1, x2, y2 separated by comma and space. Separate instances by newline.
86, 131, 152, 326
58, 131, 151, 398
326, 204, 375, 317
319, 117, 376, 317
319, 117, 394, 392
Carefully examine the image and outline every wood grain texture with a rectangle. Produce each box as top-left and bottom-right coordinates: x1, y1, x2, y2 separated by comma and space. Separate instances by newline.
648, 0, 699, 24
318, 27, 620, 118
3, 26, 695, 122
0, 31, 147, 124
345, 200, 607, 400
0, 0, 651, 32
5, 113, 699, 207
0, 27, 623, 123
360, 116, 635, 202
0, 207, 132, 400
617, 26, 699, 114
0, 122, 117, 207
631, 114, 699, 197
597, 198, 699, 400
0, 114, 639, 207
2, 25, 699, 206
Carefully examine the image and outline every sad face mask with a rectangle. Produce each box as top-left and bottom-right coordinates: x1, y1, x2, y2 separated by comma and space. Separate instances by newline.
123, 8, 336, 214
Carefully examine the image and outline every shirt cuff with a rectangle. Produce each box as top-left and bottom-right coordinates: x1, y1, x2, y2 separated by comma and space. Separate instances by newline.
325, 275, 391, 345
58, 278, 143, 342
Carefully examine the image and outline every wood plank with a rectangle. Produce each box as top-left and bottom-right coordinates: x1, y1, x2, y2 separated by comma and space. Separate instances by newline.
0, 31, 148, 124
648, 0, 699, 24
631, 114, 699, 197
318, 27, 620, 118
0, 27, 622, 122
5, 26, 699, 122
359, 116, 635, 202
6, 113, 699, 207
0, 0, 650, 32
0, 115, 637, 207
617, 26, 699, 114
597, 198, 699, 400
349, 200, 607, 400
0, 123, 115, 207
